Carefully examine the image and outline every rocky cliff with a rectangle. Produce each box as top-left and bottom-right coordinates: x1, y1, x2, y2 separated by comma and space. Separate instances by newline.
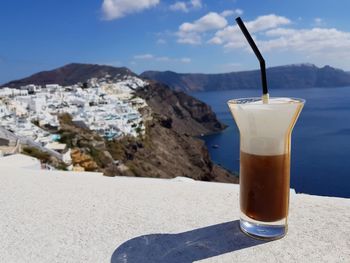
135, 81, 226, 135
57, 82, 237, 183
128, 82, 236, 183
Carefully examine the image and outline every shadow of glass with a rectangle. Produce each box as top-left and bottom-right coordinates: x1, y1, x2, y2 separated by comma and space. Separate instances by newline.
111, 220, 268, 263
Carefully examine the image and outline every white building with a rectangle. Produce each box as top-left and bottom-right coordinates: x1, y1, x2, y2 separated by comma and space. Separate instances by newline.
21, 84, 41, 93
0, 75, 148, 148
46, 84, 61, 89
0, 88, 28, 97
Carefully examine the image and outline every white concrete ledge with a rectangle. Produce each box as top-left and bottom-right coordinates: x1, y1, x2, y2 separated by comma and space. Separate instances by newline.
0, 168, 349, 262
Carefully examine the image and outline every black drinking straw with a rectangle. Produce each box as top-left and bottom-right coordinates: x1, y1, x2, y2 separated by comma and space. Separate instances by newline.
235, 17, 268, 96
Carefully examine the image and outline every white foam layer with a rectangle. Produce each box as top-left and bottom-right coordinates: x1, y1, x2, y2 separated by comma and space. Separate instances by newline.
247, 97, 302, 105
228, 97, 304, 155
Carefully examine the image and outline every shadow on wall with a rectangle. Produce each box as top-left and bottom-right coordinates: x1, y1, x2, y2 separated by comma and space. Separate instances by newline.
111, 220, 268, 263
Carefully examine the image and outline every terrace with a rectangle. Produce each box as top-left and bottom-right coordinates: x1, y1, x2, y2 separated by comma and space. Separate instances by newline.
0, 161, 348, 262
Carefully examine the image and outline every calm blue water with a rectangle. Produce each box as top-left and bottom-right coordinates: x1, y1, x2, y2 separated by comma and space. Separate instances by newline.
192, 87, 350, 198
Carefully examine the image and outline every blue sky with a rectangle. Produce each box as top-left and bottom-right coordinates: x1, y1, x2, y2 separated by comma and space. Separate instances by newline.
1, 0, 350, 84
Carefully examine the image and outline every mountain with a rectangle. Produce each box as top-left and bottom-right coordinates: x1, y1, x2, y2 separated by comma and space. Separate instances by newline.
1, 63, 136, 88
1, 63, 237, 183
141, 64, 350, 92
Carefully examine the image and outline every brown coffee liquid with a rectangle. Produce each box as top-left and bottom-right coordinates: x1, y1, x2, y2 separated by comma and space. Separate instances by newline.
240, 151, 290, 222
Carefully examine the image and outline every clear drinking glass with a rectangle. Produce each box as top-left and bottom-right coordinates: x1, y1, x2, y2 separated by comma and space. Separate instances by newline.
228, 97, 304, 240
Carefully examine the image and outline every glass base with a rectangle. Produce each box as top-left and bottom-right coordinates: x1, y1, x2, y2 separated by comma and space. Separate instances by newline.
240, 217, 287, 240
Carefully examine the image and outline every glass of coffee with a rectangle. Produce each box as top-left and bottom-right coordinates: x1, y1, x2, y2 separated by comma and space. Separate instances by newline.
228, 97, 304, 240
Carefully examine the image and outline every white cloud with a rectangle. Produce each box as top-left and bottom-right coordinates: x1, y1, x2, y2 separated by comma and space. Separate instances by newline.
180, 57, 191, 63
177, 32, 202, 44
180, 12, 227, 32
156, 38, 167, 44
177, 12, 228, 44
133, 54, 192, 63
261, 27, 350, 54
190, 0, 202, 9
102, 0, 159, 20
314, 18, 322, 24
245, 14, 291, 32
203, 13, 350, 66
208, 14, 291, 48
169, 2, 188, 12
134, 54, 154, 59
169, 0, 202, 13
220, 9, 243, 17
313, 17, 324, 26
156, 56, 170, 61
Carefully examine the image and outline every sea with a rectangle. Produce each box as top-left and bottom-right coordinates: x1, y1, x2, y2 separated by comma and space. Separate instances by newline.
191, 87, 350, 198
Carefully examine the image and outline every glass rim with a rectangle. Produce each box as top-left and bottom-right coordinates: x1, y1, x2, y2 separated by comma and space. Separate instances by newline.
227, 97, 305, 105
